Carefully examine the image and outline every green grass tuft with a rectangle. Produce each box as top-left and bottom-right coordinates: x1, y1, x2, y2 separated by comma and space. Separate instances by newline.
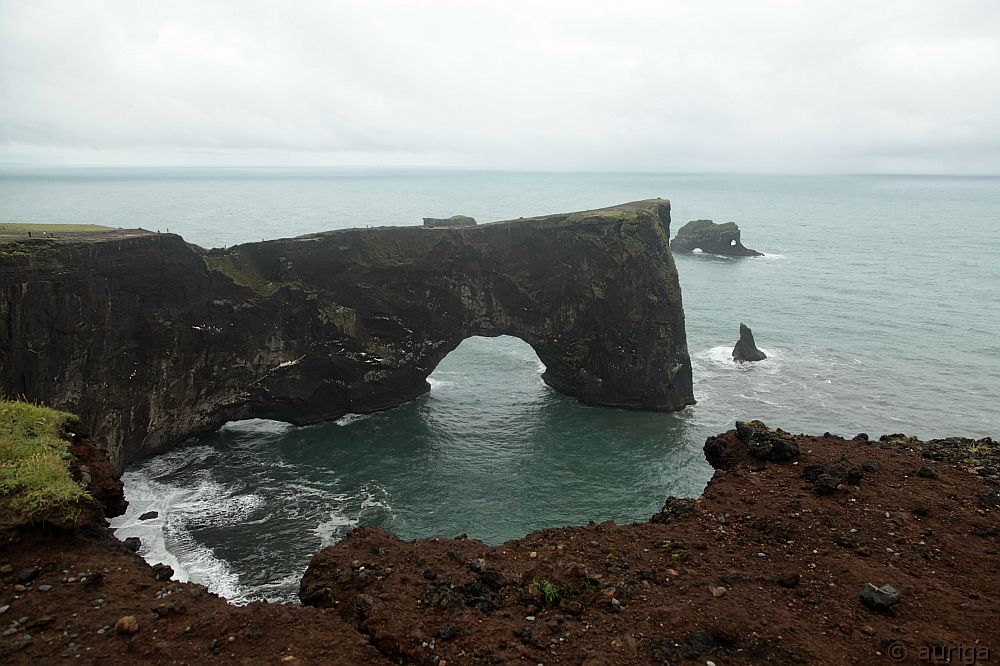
529, 577, 596, 604
0, 399, 89, 520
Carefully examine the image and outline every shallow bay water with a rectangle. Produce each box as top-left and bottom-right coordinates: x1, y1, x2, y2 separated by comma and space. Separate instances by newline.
2, 168, 997, 603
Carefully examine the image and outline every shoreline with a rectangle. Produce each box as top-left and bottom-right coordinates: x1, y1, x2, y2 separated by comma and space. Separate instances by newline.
2, 423, 996, 664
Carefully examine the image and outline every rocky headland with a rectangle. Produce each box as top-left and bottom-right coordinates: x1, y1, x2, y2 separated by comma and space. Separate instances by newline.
1, 200, 693, 470
3, 205, 997, 664
2, 422, 997, 664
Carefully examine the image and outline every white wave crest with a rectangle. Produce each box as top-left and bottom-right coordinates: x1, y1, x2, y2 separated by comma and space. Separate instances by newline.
220, 418, 295, 437
111, 473, 249, 601
313, 512, 360, 548
335, 413, 372, 426
428, 375, 461, 390
695, 345, 779, 367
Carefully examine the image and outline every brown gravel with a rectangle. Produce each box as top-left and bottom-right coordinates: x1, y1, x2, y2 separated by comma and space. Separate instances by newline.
2, 426, 997, 664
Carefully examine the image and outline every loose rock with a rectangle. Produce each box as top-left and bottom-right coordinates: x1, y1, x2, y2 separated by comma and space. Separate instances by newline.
115, 616, 139, 635
814, 474, 842, 496
151, 564, 174, 581
16, 567, 39, 584
859, 583, 900, 609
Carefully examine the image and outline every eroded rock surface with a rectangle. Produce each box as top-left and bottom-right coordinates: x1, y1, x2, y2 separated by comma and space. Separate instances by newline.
1, 200, 694, 469
670, 219, 763, 256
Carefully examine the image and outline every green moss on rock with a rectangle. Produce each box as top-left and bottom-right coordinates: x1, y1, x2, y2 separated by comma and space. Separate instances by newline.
319, 303, 358, 337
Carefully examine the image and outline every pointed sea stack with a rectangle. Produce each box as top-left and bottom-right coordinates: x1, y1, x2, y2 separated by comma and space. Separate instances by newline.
733, 323, 767, 362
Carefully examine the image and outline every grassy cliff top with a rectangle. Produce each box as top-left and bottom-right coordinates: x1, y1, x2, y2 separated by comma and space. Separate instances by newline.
674, 219, 739, 234
0, 399, 89, 522
0, 223, 117, 240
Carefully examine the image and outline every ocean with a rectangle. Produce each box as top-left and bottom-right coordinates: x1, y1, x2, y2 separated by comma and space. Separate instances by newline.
1, 167, 997, 604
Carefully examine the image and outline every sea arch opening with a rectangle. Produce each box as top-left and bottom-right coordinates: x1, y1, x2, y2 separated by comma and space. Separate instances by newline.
424, 335, 551, 419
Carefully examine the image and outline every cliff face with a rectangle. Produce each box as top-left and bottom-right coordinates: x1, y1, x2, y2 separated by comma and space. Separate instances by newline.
0, 200, 693, 469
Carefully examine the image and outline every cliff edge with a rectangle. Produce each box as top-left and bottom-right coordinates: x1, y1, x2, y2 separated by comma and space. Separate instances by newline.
3, 425, 994, 664
0, 200, 693, 469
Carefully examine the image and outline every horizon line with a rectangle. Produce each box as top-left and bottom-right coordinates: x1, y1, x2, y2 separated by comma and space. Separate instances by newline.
1, 164, 998, 178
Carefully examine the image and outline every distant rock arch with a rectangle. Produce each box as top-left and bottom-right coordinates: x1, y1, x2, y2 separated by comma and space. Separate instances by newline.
670, 219, 762, 256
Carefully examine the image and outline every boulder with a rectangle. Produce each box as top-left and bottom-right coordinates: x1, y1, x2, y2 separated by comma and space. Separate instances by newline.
732, 323, 767, 362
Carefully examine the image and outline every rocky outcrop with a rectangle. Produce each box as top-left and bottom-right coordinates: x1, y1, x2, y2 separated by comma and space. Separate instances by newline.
423, 215, 476, 227
3, 424, 997, 664
670, 220, 762, 256
732, 323, 766, 362
292, 428, 999, 666
0, 200, 694, 469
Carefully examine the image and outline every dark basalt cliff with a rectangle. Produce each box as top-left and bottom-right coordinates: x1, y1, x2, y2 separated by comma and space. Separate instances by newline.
1, 200, 694, 470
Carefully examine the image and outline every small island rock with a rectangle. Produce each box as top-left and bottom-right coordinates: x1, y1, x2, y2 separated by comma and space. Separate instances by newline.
733, 323, 767, 362
670, 219, 762, 256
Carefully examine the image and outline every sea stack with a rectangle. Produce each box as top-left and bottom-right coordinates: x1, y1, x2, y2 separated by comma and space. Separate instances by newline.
670, 219, 762, 256
733, 323, 767, 362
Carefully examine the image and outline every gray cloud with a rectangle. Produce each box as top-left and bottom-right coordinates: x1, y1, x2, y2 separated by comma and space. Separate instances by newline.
1, 0, 998, 172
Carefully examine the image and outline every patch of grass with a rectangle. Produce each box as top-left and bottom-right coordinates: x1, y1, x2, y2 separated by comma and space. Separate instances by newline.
202, 251, 299, 297
962, 440, 996, 466
529, 577, 596, 604
0, 223, 116, 240
0, 241, 58, 258
0, 399, 89, 521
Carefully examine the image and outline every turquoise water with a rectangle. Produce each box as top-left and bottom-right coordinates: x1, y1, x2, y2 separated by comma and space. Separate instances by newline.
2, 168, 998, 603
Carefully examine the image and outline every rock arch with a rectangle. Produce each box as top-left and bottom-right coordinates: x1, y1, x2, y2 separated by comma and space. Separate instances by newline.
1, 200, 694, 469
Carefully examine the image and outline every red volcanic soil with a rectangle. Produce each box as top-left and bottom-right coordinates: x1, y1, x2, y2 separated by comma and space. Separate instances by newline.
2, 425, 997, 665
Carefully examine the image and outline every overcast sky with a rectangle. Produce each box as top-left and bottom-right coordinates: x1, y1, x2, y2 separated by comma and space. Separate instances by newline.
2, 0, 998, 173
